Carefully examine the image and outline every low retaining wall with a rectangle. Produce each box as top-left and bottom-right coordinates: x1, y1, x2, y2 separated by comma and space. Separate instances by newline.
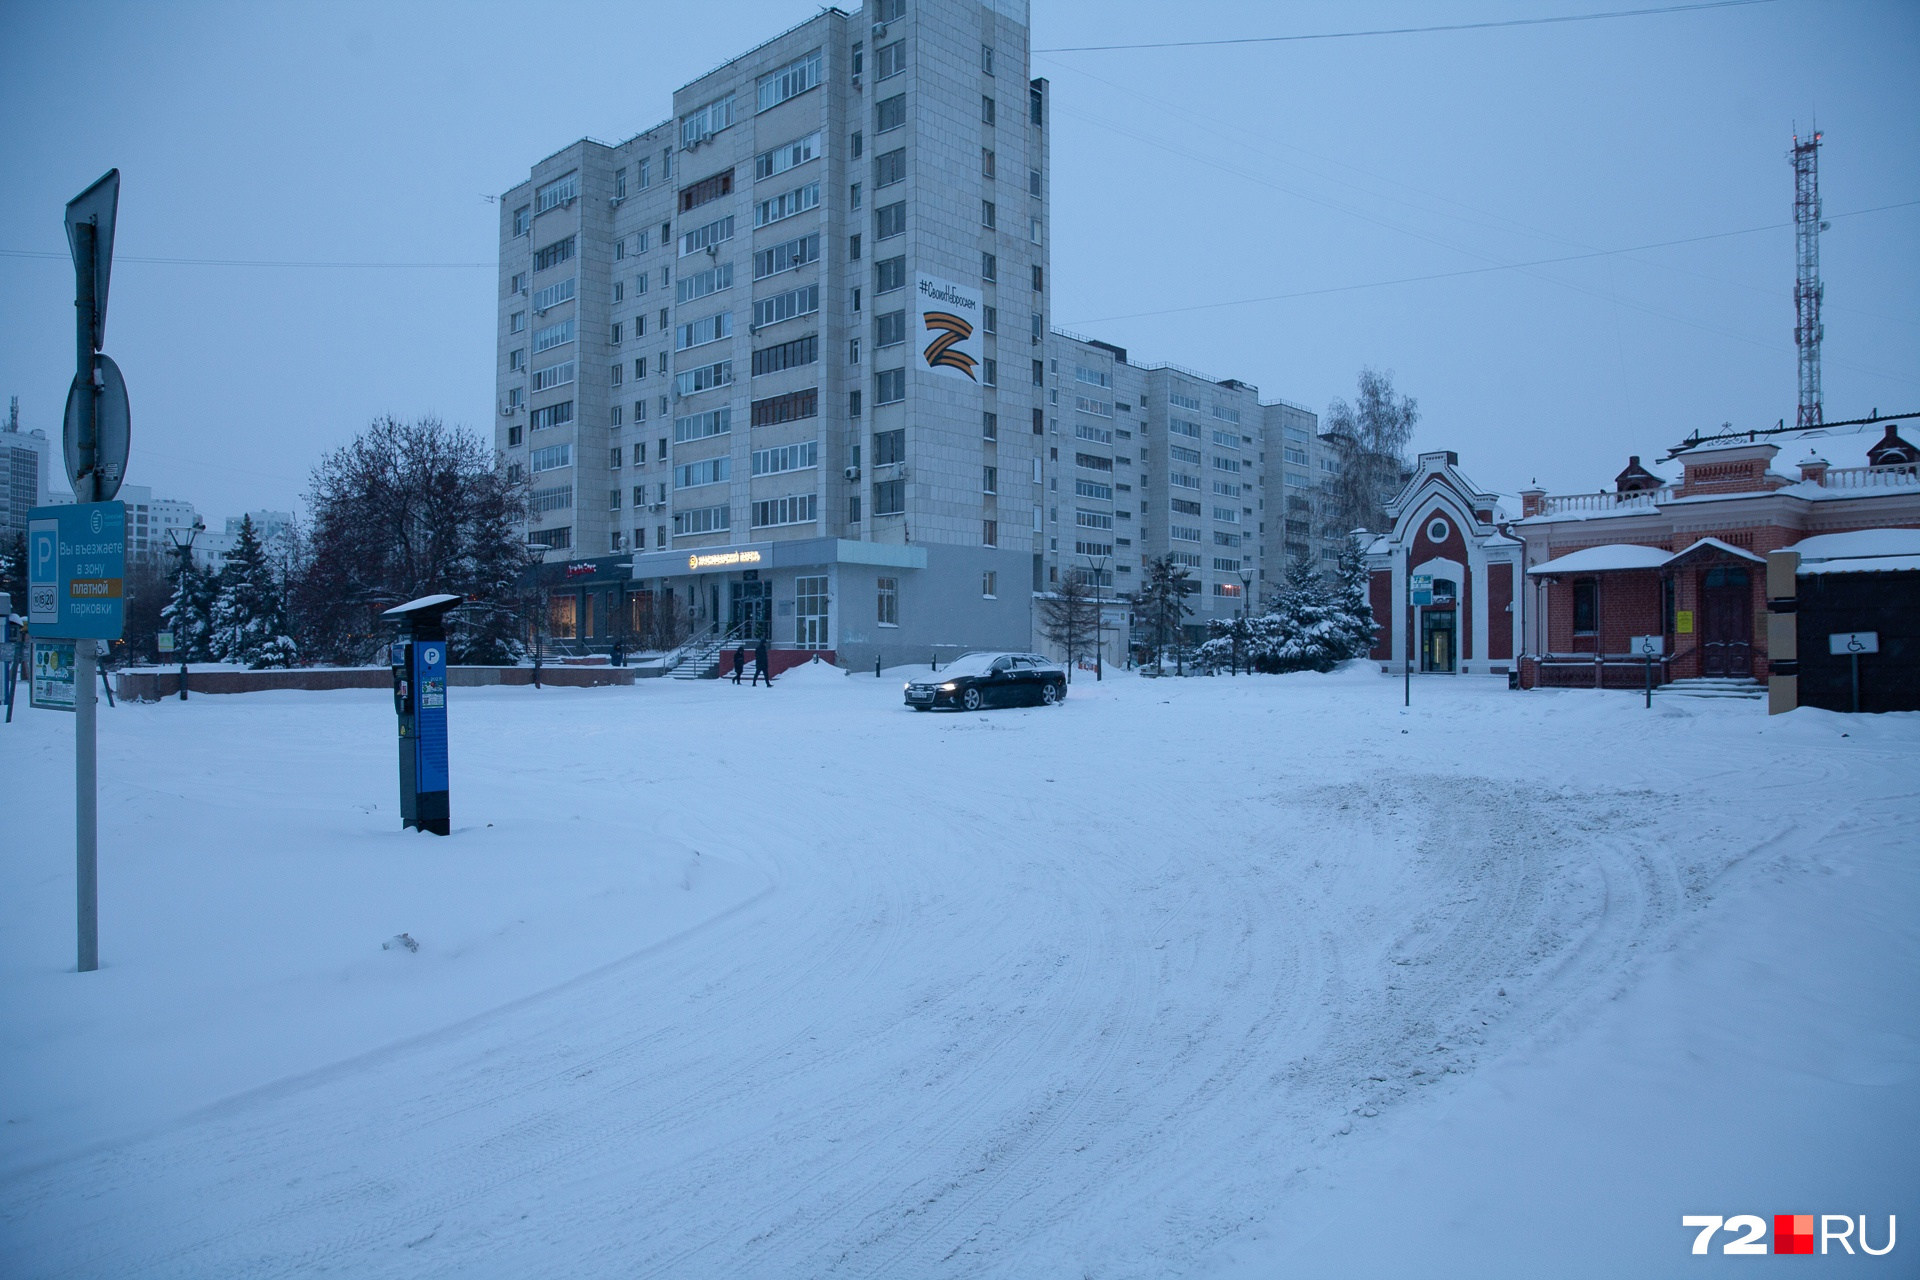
115, 665, 636, 701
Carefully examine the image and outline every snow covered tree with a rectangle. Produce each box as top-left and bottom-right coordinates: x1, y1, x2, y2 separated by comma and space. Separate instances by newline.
1325, 367, 1418, 533
1331, 537, 1379, 660
161, 556, 217, 662
1037, 575, 1100, 677
1132, 554, 1196, 670
0, 529, 26, 620
208, 515, 299, 668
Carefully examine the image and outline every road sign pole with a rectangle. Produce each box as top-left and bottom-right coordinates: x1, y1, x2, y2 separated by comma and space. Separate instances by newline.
1404, 601, 1411, 707
1851, 652, 1860, 715
75, 638, 98, 971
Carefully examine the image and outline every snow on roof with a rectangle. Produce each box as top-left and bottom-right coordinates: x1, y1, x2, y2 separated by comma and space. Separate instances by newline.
1669, 536, 1765, 564
1793, 527, 1920, 575
1526, 544, 1671, 575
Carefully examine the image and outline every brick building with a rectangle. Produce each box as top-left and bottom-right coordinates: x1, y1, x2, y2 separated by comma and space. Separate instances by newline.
1513, 415, 1920, 690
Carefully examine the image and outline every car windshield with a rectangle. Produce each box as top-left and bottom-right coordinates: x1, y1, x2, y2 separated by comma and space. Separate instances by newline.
938, 653, 1003, 678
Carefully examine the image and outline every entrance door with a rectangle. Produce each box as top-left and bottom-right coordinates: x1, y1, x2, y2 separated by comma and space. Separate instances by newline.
730, 580, 770, 640
795, 575, 829, 648
1421, 608, 1457, 673
1700, 566, 1752, 677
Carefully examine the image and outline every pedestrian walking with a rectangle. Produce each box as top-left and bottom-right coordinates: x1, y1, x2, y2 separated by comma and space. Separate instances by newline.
732, 642, 747, 684
752, 636, 772, 687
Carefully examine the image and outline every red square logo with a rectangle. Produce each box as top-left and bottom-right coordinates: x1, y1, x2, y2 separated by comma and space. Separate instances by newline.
1775, 1214, 1815, 1254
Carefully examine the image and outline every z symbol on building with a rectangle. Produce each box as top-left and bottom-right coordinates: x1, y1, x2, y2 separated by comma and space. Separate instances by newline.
922, 311, 977, 379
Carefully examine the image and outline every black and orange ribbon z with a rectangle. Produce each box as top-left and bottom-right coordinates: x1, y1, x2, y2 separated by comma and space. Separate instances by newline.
922, 311, 977, 378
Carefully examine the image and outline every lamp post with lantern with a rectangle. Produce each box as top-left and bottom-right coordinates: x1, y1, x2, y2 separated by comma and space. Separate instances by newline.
164, 517, 204, 700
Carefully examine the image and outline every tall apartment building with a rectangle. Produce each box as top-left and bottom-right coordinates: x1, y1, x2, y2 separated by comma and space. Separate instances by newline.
1, 397, 55, 538
495, 0, 1046, 669
1040, 330, 1344, 655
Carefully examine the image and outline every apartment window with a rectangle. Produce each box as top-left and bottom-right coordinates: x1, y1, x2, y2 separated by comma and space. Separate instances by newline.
873, 428, 906, 465
507, 426, 523, 448
873, 480, 906, 519
609, 363, 623, 387
875, 368, 907, 407
1076, 478, 1111, 499
611, 321, 623, 345
851, 129, 863, 159
1076, 452, 1114, 473
635, 397, 647, 420
634, 442, 646, 465
981, 148, 996, 179
876, 255, 907, 294
755, 180, 820, 228
875, 309, 906, 348
673, 456, 731, 489
876, 94, 906, 133
530, 484, 572, 513
1032, 264, 1044, 291
1030, 217, 1042, 244
635, 271, 648, 295
1032, 359, 1044, 386
752, 440, 819, 475
678, 214, 735, 257
848, 495, 862, 524
677, 261, 734, 303
751, 332, 818, 376
508, 347, 526, 371
612, 281, 624, 303
981, 200, 996, 229
512, 205, 530, 236
529, 526, 572, 550
982, 43, 995, 74
609, 487, 622, 510
634, 356, 647, 379
982, 411, 997, 440
674, 360, 733, 396
850, 182, 862, 210
849, 337, 860, 364
875, 202, 906, 240
672, 504, 730, 536
1032, 312, 1044, 341
983, 305, 997, 334
1214, 531, 1242, 547
849, 232, 862, 260
532, 278, 576, 312
535, 171, 577, 213
755, 131, 822, 180
851, 41, 864, 79
507, 386, 524, 408
680, 93, 735, 148
1029, 168, 1041, 197
982, 358, 997, 387
1076, 509, 1114, 531
983, 465, 997, 494
533, 317, 574, 353
749, 387, 819, 427
1030, 86, 1043, 126
509, 311, 526, 335
979, 519, 997, 547
1170, 524, 1202, 543
752, 493, 818, 528
753, 234, 818, 280
753, 283, 819, 328
675, 311, 733, 351
1032, 408, 1044, 435
533, 235, 575, 272
531, 360, 575, 393
510, 272, 528, 295
875, 38, 906, 80
982, 252, 996, 281
531, 442, 573, 473
849, 389, 862, 418
757, 49, 822, 112
876, 575, 899, 625
673, 407, 732, 442
1213, 505, 1240, 523
875, 148, 907, 188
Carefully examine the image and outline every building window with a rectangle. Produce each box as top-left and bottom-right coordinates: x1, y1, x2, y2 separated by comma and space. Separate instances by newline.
1032, 359, 1044, 386
982, 358, 997, 387
673, 456, 730, 490
983, 465, 998, 494
1030, 86, 1043, 126
757, 49, 822, 112
876, 255, 907, 294
981, 200, 996, 229
1030, 217, 1042, 244
849, 389, 862, 418
875, 309, 906, 348
531, 360, 575, 393
678, 170, 734, 214
755, 181, 820, 229
850, 182, 862, 210
672, 504, 730, 536
876, 147, 907, 188
755, 130, 822, 181
876, 201, 906, 240
850, 336, 861, 364
982, 519, 998, 547
1029, 168, 1042, 197
851, 129, 863, 159
983, 305, 997, 334
674, 311, 733, 351
535, 171, 577, 213
532, 235, 575, 273
1032, 264, 1044, 291
754, 234, 818, 281
796, 575, 829, 647
876, 368, 906, 405
982, 252, 997, 282
512, 205, 530, 236
752, 332, 819, 377
753, 284, 820, 328
876, 576, 899, 625
532, 277, 575, 311
677, 260, 735, 302
752, 493, 818, 528
510, 272, 528, 295
678, 214, 735, 257
507, 425, 523, 448
873, 428, 906, 465
749, 387, 819, 427
1573, 580, 1598, 634
673, 407, 732, 442
752, 440, 819, 476
876, 93, 906, 133
982, 147, 996, 179
873, 479, 905, 517
983, 411, 998, 440
876, 39, 907, 80
509, 348, 526, 371
531, 443, 573, 474
849, 232, 862, 260
982, 95, 995, 126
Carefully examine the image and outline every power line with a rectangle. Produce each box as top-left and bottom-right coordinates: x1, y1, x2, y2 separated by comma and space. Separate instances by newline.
0, 249, 490, 269
1036, 0, 1777, 54
1061, 200, 1920, 324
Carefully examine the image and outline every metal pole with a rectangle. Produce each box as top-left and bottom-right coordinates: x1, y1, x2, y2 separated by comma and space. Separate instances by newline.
75, 638, 98, 971
1851, 652, 1860, 714
1404, 600, 1411, 707
1644, 654, 1652, 709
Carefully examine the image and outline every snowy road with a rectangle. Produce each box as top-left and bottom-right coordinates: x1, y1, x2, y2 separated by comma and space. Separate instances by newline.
2, 666, 1914, 1276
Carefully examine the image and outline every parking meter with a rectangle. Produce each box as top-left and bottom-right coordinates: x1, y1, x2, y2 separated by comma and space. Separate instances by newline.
381, 594, 462, 835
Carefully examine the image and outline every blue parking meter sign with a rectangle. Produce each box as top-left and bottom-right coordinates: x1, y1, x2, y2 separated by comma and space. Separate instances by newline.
26, 503, 126, 640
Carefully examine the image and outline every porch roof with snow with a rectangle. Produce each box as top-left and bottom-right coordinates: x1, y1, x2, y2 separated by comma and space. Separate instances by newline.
1525, 544, 1671, 576
1793, 527, 1920, 575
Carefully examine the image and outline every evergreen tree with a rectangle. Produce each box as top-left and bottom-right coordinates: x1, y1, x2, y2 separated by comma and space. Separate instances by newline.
1332, 537, 1379, 659
1131, 554, 1196, 670
208, 516, 299, 668
162, 555, 217, 662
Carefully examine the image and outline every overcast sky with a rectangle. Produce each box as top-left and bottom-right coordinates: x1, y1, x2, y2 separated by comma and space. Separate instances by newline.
2, 0, 1915, 520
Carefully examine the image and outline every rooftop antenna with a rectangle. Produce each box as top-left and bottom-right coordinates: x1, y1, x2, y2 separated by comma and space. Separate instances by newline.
1790, 125, 1827, 428
6, 395, 15, 432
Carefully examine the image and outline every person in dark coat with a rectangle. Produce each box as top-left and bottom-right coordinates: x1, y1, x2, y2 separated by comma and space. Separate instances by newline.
732, 642, 747, 684
752, 635, 772, 686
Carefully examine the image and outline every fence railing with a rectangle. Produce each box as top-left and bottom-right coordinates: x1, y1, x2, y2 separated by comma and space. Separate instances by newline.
1818, 465, 1920, 491
1537, 488, 1674, 515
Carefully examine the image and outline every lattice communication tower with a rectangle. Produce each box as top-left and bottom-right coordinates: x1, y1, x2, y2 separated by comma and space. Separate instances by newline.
1790, 129, 1826, 428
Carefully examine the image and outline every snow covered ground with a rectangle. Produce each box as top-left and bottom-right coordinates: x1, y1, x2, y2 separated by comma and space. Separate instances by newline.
1, 663, 1913, 1276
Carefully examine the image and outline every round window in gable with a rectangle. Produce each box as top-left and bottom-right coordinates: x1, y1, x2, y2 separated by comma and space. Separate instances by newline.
1426, 516, 1451, 543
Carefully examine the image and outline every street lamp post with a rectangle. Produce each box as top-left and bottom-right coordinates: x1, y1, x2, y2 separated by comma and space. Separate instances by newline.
164, 518, 204, 700
1083, 553, 1108, 681
1238, 570, 1252, 675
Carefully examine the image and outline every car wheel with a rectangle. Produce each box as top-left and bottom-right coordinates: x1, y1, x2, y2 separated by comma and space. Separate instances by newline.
1041, 681, 1061, 705
961, 687, 983, 711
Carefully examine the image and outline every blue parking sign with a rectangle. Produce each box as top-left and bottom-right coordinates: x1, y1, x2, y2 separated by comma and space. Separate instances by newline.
27, 502, 126, 641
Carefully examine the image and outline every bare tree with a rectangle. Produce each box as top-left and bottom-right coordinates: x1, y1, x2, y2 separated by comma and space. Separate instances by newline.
1325, 367, 1419, 534
1132, 553, 1197, 671
292, 416, 533, 665
1037, 575, 1100, 676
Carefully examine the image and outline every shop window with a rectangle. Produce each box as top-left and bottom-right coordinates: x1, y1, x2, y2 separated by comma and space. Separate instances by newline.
548, 592, 578, 639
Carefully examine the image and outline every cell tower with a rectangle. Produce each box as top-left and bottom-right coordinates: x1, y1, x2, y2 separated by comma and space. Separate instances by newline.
1790, 129, 1826, 428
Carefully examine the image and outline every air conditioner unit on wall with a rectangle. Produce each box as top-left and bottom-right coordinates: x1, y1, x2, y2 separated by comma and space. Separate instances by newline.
844, 466, 860, 481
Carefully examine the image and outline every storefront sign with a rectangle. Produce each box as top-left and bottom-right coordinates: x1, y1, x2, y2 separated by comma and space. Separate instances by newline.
564, 562, 598, 578
687, 549, 764, 570
1410, 573, 1433, 607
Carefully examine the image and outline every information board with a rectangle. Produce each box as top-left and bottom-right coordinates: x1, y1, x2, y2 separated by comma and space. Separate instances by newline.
31, 640, 77, 711
26, 502, 126, 640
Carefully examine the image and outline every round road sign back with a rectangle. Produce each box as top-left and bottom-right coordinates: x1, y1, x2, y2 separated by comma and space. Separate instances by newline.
63, 353, 131, 502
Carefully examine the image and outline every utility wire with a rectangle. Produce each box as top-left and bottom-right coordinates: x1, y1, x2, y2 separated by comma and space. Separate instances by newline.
0, 249, 490, 269
1036, 0, 1777, 53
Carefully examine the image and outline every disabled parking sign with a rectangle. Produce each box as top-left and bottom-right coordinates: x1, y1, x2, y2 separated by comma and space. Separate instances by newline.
26, 502, 125, 640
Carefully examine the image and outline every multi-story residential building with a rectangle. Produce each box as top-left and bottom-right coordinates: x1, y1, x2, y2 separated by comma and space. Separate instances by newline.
1, 397, 55, 538
497, 0, 1049, 670
1037, 331, 1339, 660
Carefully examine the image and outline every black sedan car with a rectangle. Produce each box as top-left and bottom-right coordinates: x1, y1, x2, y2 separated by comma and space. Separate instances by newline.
904, 652, 1068, 711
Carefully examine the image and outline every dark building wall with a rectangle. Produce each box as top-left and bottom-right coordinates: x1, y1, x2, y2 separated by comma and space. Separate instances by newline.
1795, 571, 1920, 712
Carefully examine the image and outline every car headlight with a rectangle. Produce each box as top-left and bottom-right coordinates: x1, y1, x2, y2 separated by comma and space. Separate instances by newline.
940, 682, 958, 691
903, 682, 911, 690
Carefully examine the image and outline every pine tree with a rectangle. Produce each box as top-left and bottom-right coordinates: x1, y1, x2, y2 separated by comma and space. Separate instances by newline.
1132, 554, 1196, 670
1331, 537, 1379, 660
162, 556, 217, 661
208, 516, 299, 668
